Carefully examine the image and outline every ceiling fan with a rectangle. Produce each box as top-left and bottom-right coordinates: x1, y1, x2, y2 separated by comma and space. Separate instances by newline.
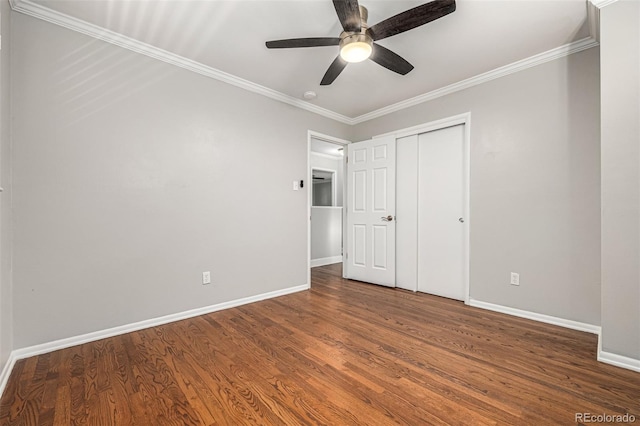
265, 0, 456, 86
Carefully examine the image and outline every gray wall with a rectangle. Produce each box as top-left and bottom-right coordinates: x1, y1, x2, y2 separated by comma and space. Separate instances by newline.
600, 0, 640, 360
0, 0, 13, 369
11, 13, 351, 348
353, 47, 602, 326
310, 208, 342, 261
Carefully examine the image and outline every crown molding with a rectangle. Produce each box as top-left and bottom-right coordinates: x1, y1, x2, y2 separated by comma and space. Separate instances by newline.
587, 1, 601, 42
9, 0, 354, 125
589, 0, 619, 9
10, 0, 600, 127
350, 36, 599, 124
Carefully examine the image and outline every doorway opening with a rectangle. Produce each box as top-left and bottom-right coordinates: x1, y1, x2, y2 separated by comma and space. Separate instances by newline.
312, 169, 336, 207
307, 132, 349, 284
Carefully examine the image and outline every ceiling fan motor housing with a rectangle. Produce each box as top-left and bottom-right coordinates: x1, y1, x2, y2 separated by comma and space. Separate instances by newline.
339, 32, 373, 50
339, 5, 373, 62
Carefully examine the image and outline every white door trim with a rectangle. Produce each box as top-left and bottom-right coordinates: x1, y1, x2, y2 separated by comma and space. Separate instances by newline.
373, 113, 471, 140
371, 113, 471, 304
307, 131, 351, 284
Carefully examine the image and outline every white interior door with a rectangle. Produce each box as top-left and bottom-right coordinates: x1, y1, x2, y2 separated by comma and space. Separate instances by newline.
417, 125, 465, 300
345, 136, 396, 287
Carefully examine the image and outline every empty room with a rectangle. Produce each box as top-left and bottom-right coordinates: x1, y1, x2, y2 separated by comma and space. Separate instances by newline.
0, 0, 638, 424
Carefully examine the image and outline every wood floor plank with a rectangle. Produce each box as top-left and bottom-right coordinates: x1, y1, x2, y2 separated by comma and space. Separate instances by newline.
128, 327, 202, 425
1, 263, 639, 425
261, 296, 522, 424
171, 319, 316, 425
149, 323, 255, 425
292, 296, 600, 420
243, 302, 500, 425
191, 316, 347, 426
211, 312, 371, 425
275, 311, 518, 422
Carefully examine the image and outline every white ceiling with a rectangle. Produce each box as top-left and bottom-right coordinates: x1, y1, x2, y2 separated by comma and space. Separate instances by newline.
23, 0, 594, 120
311, 138, 345, 157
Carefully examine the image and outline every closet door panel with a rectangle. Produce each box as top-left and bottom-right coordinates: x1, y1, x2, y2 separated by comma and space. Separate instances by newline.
417, 125, 465, 300
396, 135, 419, 291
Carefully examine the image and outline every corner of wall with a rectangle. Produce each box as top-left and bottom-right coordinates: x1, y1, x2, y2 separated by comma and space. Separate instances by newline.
599, 0, 640, 368
0, 0, 15, 395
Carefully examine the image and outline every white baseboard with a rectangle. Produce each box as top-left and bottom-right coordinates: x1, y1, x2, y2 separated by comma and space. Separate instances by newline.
310, 256, 342, 268
3, 289, 636, 399
0, 283, 309, 399
0, 353, 17, 400
469, 299, 640, 373
598, 346, 640, 373
468, 299, 601, 334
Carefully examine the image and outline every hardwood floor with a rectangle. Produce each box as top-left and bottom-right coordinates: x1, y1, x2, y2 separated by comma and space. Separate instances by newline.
1, 263, 639, 425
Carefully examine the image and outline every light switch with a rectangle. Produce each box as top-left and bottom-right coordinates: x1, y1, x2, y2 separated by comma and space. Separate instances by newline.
293, 180, 300, 191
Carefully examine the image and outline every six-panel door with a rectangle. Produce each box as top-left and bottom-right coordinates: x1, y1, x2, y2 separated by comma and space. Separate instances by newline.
345, 136, 396, 287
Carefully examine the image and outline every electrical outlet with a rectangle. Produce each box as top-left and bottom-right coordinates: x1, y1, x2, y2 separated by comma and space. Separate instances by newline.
202, 271, 211, 285
510, 272, 520, 286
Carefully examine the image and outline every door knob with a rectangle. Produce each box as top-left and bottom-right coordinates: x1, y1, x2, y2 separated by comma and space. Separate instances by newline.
459, 217, 464, 223
381, 215, 394, 222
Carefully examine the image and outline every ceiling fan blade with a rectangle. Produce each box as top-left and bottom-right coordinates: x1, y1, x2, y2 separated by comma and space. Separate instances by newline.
370, 44, 414, 75
266, 38, 341, 49
333, 0, 361, 32
367, 0, 456, 41
320, 55, 348, 86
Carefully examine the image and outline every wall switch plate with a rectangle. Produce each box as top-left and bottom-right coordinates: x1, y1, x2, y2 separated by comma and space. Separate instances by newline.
202, 271, 211, 285
510, 272, 520, 286
293, 180, 300, 191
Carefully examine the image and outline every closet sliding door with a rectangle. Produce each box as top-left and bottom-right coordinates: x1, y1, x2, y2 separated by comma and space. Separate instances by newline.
417, 125, 465, 300
396, 124, 467, 301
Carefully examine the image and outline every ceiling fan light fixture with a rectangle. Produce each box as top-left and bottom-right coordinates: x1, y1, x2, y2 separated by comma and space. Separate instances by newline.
265, 0, 456, 85
339, 33, 372, 63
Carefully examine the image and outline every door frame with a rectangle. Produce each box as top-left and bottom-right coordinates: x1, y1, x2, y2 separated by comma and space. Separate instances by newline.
373, 112, 471, 304
307, 131, 351, 287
